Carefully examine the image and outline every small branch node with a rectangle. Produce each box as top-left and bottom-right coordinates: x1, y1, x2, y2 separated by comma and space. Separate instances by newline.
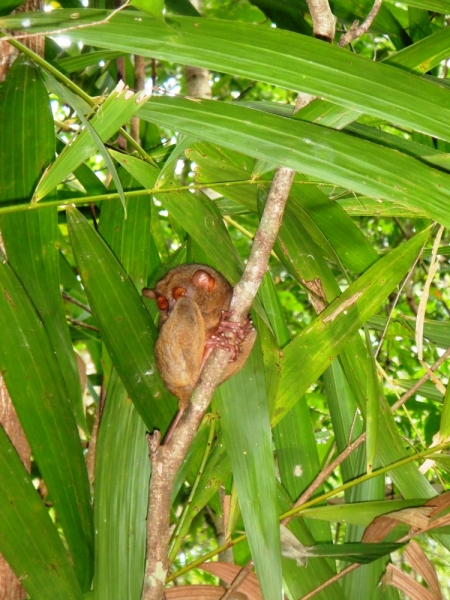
147, 430, 161, 456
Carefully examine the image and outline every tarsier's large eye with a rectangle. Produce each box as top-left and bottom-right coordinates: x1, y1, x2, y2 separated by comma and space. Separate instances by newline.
173, 286, 187, 300
157, 295, 169, 310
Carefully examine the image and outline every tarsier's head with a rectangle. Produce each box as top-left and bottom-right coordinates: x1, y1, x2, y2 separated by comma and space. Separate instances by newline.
142, 264, 233, 329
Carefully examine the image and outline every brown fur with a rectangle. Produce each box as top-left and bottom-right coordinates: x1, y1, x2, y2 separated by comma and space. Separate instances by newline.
143, 264, 256, 415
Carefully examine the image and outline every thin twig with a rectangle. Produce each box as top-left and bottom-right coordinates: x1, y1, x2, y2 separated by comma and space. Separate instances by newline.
219, 560, 254, 600
391, 346, 450, 413
67, 317, 99, 332
0, 1, 131, 42
62, 292, 92, 313
374, 251, 422, 359
338, 0, 382, 48
300, 564, 359, 599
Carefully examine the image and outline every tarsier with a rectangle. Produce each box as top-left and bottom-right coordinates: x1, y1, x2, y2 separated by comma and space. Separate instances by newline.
143, 264, 256, 440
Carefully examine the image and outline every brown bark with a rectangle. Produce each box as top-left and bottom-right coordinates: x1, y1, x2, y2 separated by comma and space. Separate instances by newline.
0, 380, 30, 600
130, 55, 146, 143
306, 0, 336, 42
0, 0, 44, 79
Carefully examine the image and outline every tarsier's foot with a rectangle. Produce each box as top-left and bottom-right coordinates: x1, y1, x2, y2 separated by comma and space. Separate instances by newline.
205, 311, 254, 361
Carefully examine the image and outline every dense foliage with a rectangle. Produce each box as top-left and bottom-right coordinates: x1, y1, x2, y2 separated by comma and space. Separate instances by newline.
1, 0, 450, 599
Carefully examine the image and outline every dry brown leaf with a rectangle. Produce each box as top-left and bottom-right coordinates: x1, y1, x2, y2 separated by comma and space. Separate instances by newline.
388, 507, 432, 530
404, 540, 442, 599
363, 514, 398, 543
363, 507, 432, 542
165, 585, 247, 599
280, 524, 307, 566
199, 563, 263, 600
425, 513, 450, 532
424, 491, 450, 518
384, 564, 436, 600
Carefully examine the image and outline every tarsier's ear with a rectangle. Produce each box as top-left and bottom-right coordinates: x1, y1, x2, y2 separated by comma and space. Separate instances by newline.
192, 269, 215, 290
142, 288, 157, 299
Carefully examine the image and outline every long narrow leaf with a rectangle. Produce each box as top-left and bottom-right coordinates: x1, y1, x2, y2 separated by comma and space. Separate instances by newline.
139, 98, 450, 227
275, 227, 430, 425
6, 10, 450, 142
0, 426, 82, 600
35, 80, 150, 201
0, 57, 86, 433
216, 342, 282, 600
0, 259, 94, 588
67, 207, 176, 433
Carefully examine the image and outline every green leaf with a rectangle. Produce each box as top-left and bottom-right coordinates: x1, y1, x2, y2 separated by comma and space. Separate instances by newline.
274, 227, 430, 425
7, 10, 450, 141
309, 542, 405, 564
383, 13, 450, 72
110, 151, 244, 284
0, 0, 23, 16
35, 80, 150, 201
99, 169, 161, 291
301, 498, 425, 526
131, 0, 164, 19
67, 207, 176, 432
54, 50, 124, 74
94, 371, 149, 600
0, 55, 53, 205
0, 426, 82, 600
0, 57, 86, 433
439, 382, 450, 441
44, 72, 128, 213
364, 329, 380, 474
94, 166, 158, 597
216, 342, 282, 600
139, 98, 450, 227
0, 258, 94, 589
383, 0, 450, 15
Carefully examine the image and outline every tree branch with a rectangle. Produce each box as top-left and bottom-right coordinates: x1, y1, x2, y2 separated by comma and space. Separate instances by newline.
338, 0, 382, 48
306, 0, 336, 43
141, 1, 336, 592
142, 163, 297, 599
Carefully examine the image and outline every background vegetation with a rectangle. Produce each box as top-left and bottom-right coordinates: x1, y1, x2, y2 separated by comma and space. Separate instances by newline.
1, 0, 450, 598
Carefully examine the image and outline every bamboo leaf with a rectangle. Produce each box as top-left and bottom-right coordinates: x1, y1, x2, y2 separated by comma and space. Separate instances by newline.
94, 169, 156, 598
6, 10, 450, 142
0, 258, 94, 589
67, 207, 176, 433
35, 80, 150, 201
308, 542, 405, 564
0, 426, 83, 600
0, 57, 86, 433
94, 371, 149, 600
274, 227, 430, 425
139, 98, 450, 227
216, 341, 282, 600
300, 499, 426, 526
